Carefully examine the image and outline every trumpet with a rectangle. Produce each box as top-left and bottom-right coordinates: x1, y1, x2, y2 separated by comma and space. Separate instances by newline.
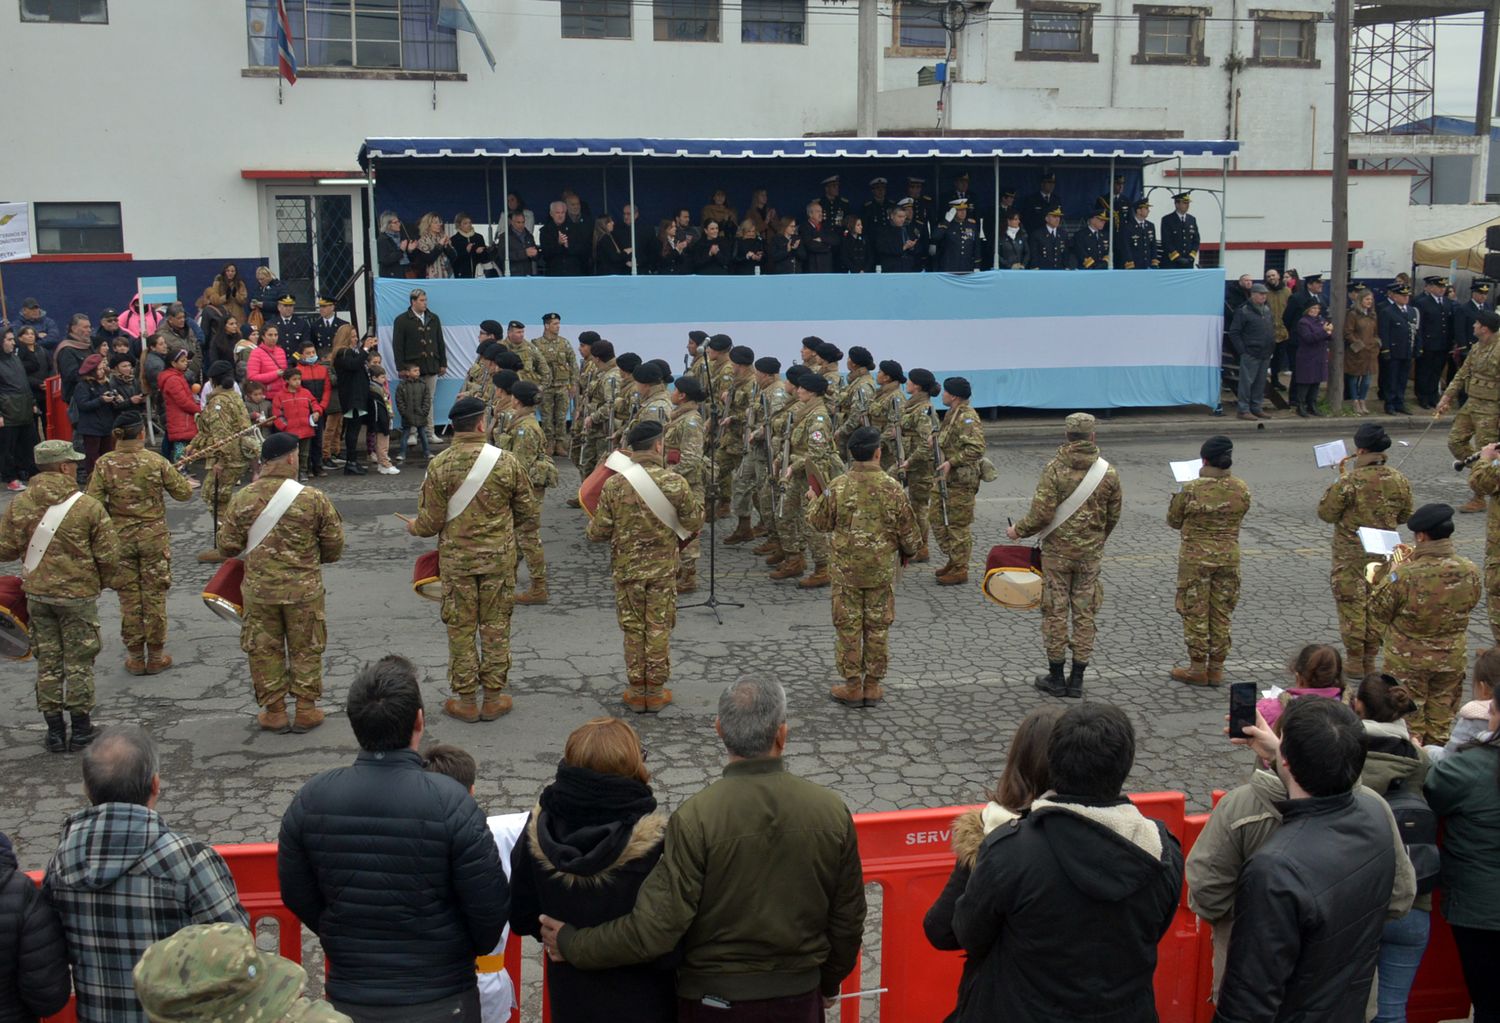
1454, 450, 1484, 472
1364, 542, 1414, 585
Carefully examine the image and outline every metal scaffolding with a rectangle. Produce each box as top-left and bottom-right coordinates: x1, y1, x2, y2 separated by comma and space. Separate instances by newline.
1350, 18, 1438, 201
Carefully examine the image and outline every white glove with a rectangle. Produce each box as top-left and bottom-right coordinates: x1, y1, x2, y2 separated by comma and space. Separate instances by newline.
945, 207, 957, 223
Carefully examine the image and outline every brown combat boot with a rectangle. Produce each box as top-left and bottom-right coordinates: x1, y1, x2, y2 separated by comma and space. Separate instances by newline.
565, 496, 582, 509
723, 517, 755, 544
913, 544, 930, 564
196, 550, 225, 564
257, 696, 291, 733
749, 523, 770, 538
676, 571, 698, 594
480, 690, 513, 720
1461, 495, 1487, 513
863, 676, 886, 706
515, 582, 549, 605
937, 565, 968, 586
125, 646, 147, 676
829, 679, 864, 707
798, 563, 830, 588
770, 555, 805, 580
934, 561, 955, 579
644, 684, 673, 714
752, 536, 779, 555
290, 697, 325, 733
622, 685, 649, 714
145, 649, 173, 674
1207, 660, 1226, 684
1170, 662, 1212, 687
443, 692, 481, 723
715, 500, 732, 519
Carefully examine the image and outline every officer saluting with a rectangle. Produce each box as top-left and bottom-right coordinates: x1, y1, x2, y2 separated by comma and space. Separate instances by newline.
1160, 192, 1200, 268
933, 200, 982, 273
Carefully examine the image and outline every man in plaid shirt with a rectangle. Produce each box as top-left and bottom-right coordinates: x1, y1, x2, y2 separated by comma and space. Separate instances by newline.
43, 725, 247, 1022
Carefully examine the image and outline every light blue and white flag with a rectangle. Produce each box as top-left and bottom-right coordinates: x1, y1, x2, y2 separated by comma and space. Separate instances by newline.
437, 0, 496, 71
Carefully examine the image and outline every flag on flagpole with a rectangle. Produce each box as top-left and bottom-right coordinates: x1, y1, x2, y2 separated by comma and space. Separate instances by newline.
437, 0, 497, 71
275, 0, 299, 85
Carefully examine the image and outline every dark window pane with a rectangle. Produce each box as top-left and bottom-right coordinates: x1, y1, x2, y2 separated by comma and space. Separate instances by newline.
1028, 11, 1082, 51
1143, 15, 1190, 55
309, 38, 354, 65
898, 3, 946, 48
562, 0, 631, 37
358, 39, 401, 65
653, 0, 719, 41
743, 0, 804, 43
357, 3, 400, 39
34, 202, 123, 254
20, 0, 107, 23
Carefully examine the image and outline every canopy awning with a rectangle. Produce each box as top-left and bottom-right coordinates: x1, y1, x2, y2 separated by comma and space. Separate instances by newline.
358, 136, 1238, 167
1412, 215, 1500, 273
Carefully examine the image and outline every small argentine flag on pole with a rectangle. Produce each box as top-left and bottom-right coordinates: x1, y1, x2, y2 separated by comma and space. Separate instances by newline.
137, 277, 177, 307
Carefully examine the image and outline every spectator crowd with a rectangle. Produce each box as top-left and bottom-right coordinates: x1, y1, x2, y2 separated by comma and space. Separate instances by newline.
0, 651, 1497, 1023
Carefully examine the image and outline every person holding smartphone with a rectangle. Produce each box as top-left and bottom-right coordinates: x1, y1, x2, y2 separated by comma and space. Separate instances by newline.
333, 331, 379, 475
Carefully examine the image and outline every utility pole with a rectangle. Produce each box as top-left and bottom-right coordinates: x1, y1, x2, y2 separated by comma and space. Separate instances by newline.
857, 0, 879, 136
1329, 0, 1350, 412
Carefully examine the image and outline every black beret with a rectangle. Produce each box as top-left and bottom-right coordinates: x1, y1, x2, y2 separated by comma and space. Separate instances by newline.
943, 376, 972, 399
511, 381, 541, 406
909, 368, 937, 393
617, 352, 642, 373
755, 356, 782, 374
207, 360, 235, 379
1200, 435, 1233, 461
785, 364, 809, 386
1478, 310, 1500, 332
729, 345, 755, 366
479, 319, 505, 337
633, 362, 664, 385
879, 359, 905, 382
114, 409, 145, 429
591, 339, 615, 361
627, 420, 664, 445
478, 342, 503, 363
817, 342, 843, 362
707, 333, 732, 352
491, 370, 519, 393
488, 350, 517, 372
1408, 503, 1454, 534
507, 320, 525, 331
578, 330, 600, 345
649, 359, 673, 380
449, 396, 488, 422
261, 431, 299, 460
688, 330, 709, 343
800, 335, 823, 350
674, 376, 706, 401
848, 425, 882, 455
1354, 422, 1390, 452
542, 312, 561, 323
800, 373, 829, 395
848, 346, 874, 369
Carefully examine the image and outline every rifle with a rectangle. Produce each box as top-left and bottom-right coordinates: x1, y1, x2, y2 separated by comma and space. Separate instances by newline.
857, 384, 872, 429
606, 377, 618, 443
930, 405, 949, 526
892, 393, 907, 485
774, 409, 794, 517
760, 392, 774, 461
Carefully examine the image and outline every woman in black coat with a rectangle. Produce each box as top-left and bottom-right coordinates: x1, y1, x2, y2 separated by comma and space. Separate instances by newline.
840, 218, 870, 273
686, 222, 731, 275
509, 718, 675, 1023
0, 832, 70, 1023
333, 334, 377, 474
766, 220, 803, 274
730, 222, 764, 275
594, 216, 632, 275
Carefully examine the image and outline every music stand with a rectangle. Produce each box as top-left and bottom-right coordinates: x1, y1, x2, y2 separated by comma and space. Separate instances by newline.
679, 369, 744, 625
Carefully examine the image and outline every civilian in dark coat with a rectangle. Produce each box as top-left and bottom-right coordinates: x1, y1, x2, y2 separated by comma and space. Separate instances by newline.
448, 216, 491, 278
686, 224, 732, 275
875, 206, 921, 272
505, 213, 539, 276
334, 336, 377, 472
539, 203, 589, 277
594, 220, 633, 275
730, 227, 765, 275
0, 832, 71, 1023
612, 212, 653, 275
390, 292, 447, 378
766, 227, 803, 274
800, 207, 837, 273
1292, 305, 1332, 416
839, 222, 870, 273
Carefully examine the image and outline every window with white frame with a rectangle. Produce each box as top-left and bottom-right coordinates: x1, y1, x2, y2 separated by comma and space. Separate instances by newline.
245, 0, 458, 71
1017, 1, 1098, 60
1133, 5, 1207, 65
1250, 10, 1318, 66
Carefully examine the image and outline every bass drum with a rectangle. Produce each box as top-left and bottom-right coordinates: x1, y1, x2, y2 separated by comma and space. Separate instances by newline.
412, 549, 442, 602
578, 458, 619, 516
202, 558, 247, 625
981, 544, 1044, 611
0, 575, 31, 660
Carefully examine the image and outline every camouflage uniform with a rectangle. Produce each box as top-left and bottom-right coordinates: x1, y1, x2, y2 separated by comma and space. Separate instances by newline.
930, 399, 988, 571
585, 450, 704, 698
901, 399, 936, 554
509, 337, 552, 390
1167, 467, 1252, 666
867, 382, 905, 470
184, 389, 256, 541
833, 367, 878, 457
807, 463, 921, 683
218, 462, 344, 707
619, 386, 671, 445
1316, 453, 1414, 676
767, 384, 801, 554
783, 396, 844, 570
1369, 537, 1481, 743
713, 370, 752, 507
1013, 439, 1124, 664
580, 361, 624, 477
665, 400, 706, 585
499, 414, 555, 588
1444, 334, 1500, 466
821, 366, 844, 414
85, 438, 193, 651
571, 355, 597, 465
0, 472, 119, 713
534, 331, 577, 453
412, 433, 539, 696
459, 355, 491, 399
734, 381, 790, 530
1467, 456, 1500, 641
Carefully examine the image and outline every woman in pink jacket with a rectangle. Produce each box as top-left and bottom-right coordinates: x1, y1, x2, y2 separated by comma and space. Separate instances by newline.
246, 324, 289, 402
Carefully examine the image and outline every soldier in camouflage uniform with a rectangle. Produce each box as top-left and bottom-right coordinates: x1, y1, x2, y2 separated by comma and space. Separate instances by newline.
1369, 502, 1482, 743
505, 319, 551, 389
734, 357, 790, 548
1166, 435, 1252, 686
815, 341, 845, 425
929, 376, 988, 585
219, 432, 344, 734
1316, 422, 1414, 678
569, 331, 599, 467
503, 382, 557, 605
666, 376, 707, 593
1009, 412, 1123, 698
409, 396, 538, 723
867, 360, 907, 471
619, 361, 672, 443
570, 343, 627, 504
808, 426, 921, 708
134, 922, 351, 1023
460, 341, 503, 405
86, 411, 193, 676
534, 312, 577, 456
898, 369, 939, 563
773, 371, 844, 588
761, 364, 806, 568
184, 361, 256, 564
687, 330, 710, 381
712, 345, 755, 521
833, 346, 878, 459
1439, 309, 1500, 512
1466, 440, 1500, 641
586, 420, 704, 713
0, 439, 119, 753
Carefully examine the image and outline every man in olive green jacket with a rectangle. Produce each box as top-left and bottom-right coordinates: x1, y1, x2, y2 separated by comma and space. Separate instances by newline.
539, 677, 866, 1016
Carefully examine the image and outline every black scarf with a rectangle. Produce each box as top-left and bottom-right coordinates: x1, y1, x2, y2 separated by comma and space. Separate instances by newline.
539, 762, 656, 827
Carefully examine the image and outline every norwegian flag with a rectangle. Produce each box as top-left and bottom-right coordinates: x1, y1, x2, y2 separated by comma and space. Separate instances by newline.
275, 0, 298, 85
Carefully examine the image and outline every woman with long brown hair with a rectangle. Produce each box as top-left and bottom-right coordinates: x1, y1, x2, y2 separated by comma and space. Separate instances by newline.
209, 262, 249, 323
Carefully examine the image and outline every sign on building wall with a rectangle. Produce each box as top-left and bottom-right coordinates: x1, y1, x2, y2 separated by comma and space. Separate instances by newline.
0, 203, 32, 263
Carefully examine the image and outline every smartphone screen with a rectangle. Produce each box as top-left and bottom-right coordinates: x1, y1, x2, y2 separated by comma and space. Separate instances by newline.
1229, 682, 1257, 739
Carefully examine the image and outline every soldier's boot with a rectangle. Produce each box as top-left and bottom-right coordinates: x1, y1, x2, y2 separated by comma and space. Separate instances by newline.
750, 522, 770, 538
480, 689, 514, 721
1362, 652, 1379, 677
197, 550, 225, 564
676, 569, 698, 594
829, 679, 864, 707
770, 555, 805, 580
798, 563, 831, 589
290, 697, 325, 734
1170, 661, 1212, 687
257, 696, 291, 734
43, 713, 67, 754
68, 713, 97, 752
145, 648, 173, 675
934, 560, 955, 579
443, 692, 482, 723
1461, 496, 1487, 513
937, 565, 969, 586
515, 582, 550, 605
644, 683, 673, 714
724, 517, 756, 544
1065, 662, 1087, 699
862, 676, 886, 707
1207, 660, 1226, 685
565, 495, 582, 509
753, 536, 780, 555
715, 500, 732, 520
1034, 661, 1068, 698
622, 685, 650, 714
125, 645, 148, 676
913, 544, 930, 564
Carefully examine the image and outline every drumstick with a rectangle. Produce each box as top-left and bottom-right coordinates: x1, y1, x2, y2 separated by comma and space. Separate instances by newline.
393, 512, 415, 525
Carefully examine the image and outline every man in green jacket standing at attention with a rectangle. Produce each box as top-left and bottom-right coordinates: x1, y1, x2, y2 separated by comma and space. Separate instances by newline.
539, 676, 867, 1020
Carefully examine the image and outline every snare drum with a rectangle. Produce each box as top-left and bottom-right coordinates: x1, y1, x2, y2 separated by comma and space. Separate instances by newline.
412, 549, 442, 601
0, 575, 31, 660
981, 544, 1044, 611
202, 558, 246, 624
578, 458, 619, 516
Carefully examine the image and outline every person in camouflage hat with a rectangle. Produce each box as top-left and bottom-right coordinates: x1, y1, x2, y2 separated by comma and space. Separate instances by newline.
1008, 411, 1123, 699
930, 376, 987, 585
86, 411, 193, 676
665, 375, 707, 593
1465, 439, 1500, 641
773, 371, 844, 588
533, 312, 577, 456
808, 426, 921, 708
735, 357, 791, 552
500, 382, 555, 606
586, 419, 703, 713
219, 432, 344, 734
1439, 308, 1500, 513
134, 923, 350, 1023
1316, 422, 1414, 679
897, 369, 939, 563
1370, 503, 1482, 743
1166, 435, 1252, 686
185, 362, 257, 564
0, 438, 119, 752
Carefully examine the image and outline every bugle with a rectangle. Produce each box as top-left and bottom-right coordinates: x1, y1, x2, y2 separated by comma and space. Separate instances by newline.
1454, 451, 1484, 472
1364, 542, 1414, 585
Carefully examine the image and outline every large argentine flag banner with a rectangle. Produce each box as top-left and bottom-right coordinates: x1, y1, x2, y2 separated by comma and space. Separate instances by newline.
376, 271, 1222, 423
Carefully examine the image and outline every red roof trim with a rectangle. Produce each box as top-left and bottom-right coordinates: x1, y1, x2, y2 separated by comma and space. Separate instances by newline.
240, 170, 365, 180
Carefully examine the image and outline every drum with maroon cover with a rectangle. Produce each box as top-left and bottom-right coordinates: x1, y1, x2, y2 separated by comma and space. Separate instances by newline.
578, 458, 619, 516
412, 549, 441, 601
202, 558, 247, 624
0, 575, 31, 660
982, 544, 1044, 610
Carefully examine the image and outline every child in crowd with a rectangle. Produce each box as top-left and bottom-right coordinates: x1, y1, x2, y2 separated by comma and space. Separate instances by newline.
1259, 643, 1344, 730
395, 363, 432, 463
368, 366, 398, 475
1429, 647, 1499, 762
242, 378, 272, 428
272, 367, 318, 478
233, 326, 258, 384
294, 342, 331, 476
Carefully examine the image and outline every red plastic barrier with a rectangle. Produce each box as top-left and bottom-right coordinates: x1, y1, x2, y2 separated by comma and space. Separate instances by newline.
44, 375, 69, 441
27, 798, 1474, 1023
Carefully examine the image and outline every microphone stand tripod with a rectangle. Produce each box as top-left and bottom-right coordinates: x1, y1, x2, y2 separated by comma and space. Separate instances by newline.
679, 371, 743, 625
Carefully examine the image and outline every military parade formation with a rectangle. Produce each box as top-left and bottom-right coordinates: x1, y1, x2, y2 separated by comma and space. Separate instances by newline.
3, 305, 1500, 753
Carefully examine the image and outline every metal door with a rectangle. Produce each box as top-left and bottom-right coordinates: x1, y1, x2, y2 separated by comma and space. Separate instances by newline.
268, 192, 357, 314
